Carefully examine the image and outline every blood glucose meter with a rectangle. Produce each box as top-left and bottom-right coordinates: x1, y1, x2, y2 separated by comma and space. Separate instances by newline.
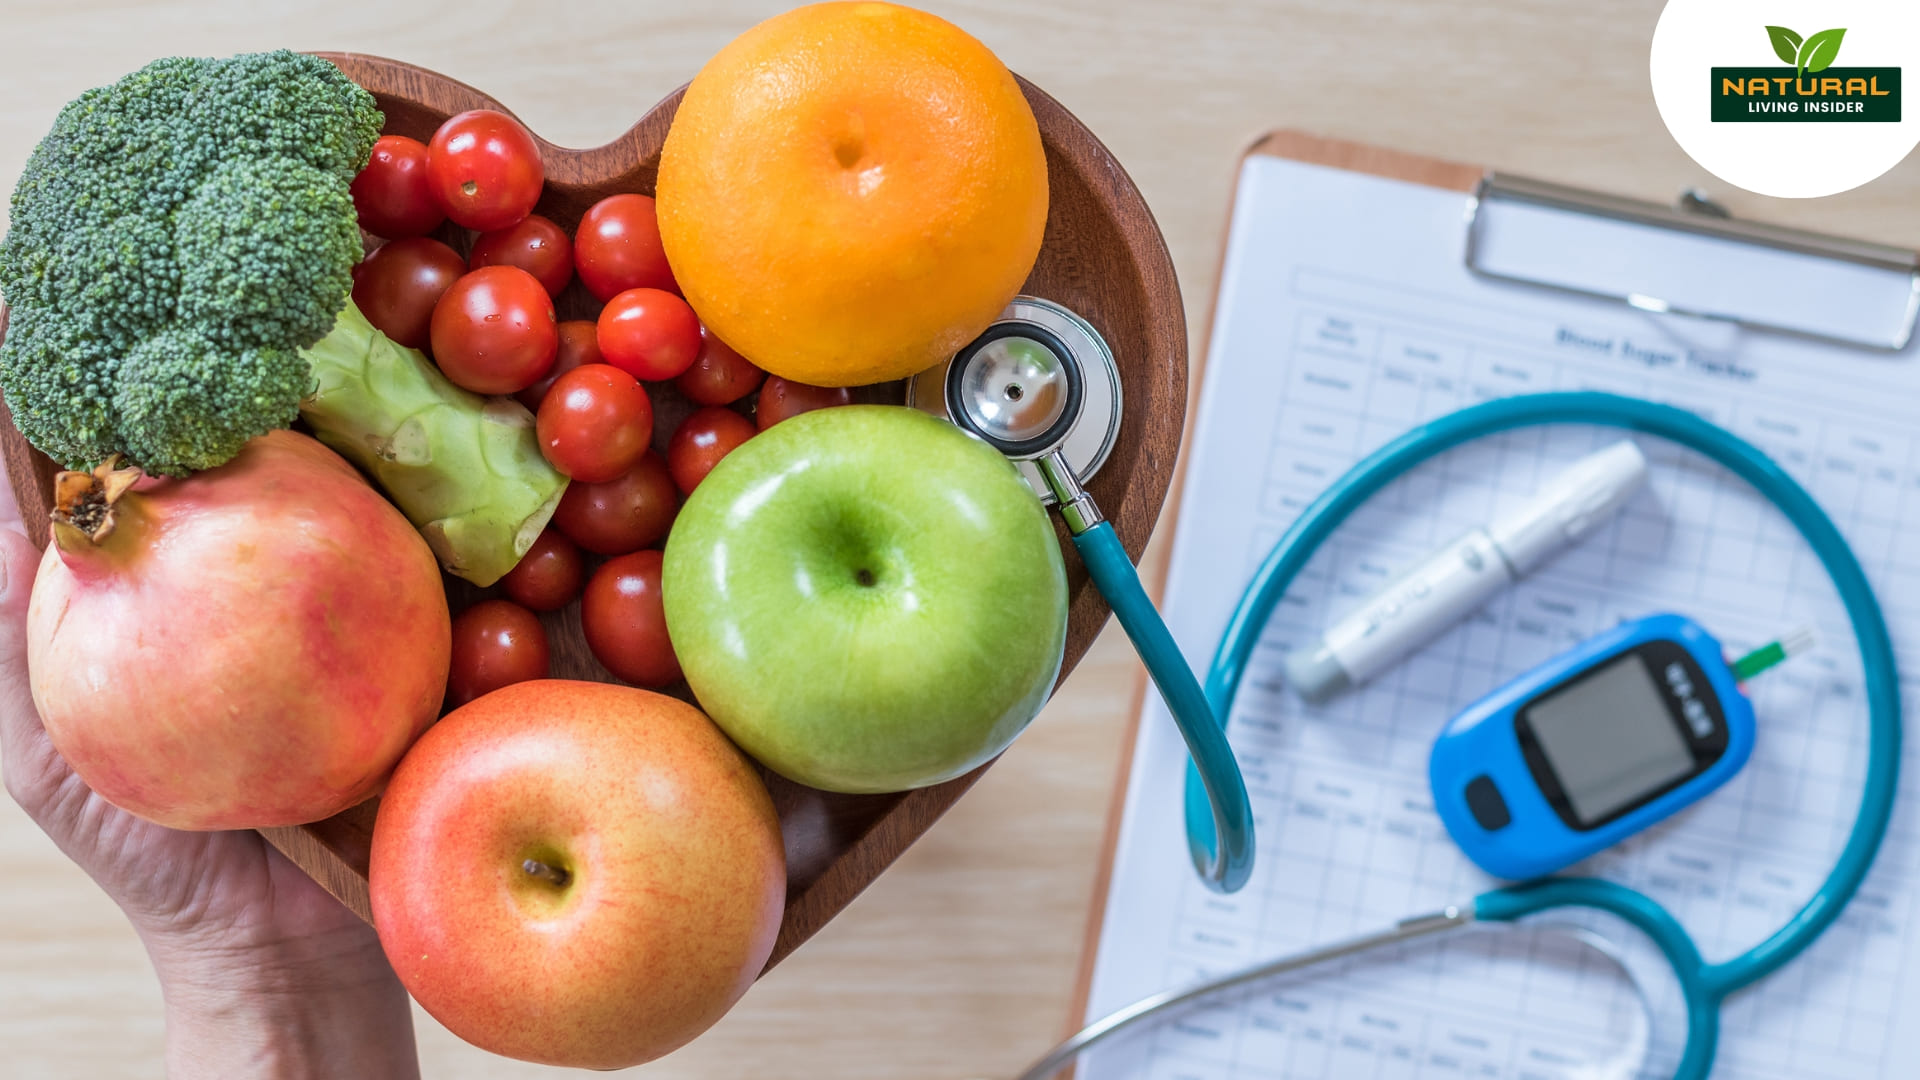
1430, 613, 1757, 880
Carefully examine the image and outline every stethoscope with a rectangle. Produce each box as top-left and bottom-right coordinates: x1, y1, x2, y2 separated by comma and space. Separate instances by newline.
918, 299, 1901, 1080
908, 298, 1257, 893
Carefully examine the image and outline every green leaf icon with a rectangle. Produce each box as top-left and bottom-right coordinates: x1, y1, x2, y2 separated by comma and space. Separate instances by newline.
1766, 25, 1803, 65
1798, 27, 1846, 75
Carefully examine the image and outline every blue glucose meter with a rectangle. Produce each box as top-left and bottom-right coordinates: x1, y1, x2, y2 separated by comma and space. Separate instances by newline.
1431, 613, 1757, 880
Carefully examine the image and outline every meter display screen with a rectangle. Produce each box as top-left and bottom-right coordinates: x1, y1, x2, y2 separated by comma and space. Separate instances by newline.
1521, 652, 1697, 826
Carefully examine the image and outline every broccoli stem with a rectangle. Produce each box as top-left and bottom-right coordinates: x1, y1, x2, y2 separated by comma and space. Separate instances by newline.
298, 301, 567, 587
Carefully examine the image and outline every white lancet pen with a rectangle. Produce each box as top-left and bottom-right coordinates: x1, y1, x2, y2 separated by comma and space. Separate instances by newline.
1283, 439, 1649, 702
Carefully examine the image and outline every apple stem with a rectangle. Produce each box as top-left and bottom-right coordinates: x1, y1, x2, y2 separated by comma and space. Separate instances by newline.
522, 858, 571, 888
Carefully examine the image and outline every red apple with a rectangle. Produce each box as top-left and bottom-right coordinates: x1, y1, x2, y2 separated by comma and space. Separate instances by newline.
368, 680, 786, 1068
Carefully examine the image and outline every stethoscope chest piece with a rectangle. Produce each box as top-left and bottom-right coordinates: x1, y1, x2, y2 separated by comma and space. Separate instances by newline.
908, 296, 1123, 503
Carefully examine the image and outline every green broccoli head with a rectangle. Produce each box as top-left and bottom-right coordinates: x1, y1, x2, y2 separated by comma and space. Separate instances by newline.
0, 50, 381, 475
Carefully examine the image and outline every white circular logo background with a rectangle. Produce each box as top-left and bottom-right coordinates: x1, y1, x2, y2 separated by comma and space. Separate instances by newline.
1651, 0, 1920, 197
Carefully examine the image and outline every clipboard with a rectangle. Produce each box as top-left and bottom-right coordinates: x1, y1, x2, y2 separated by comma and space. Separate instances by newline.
1061, 128, 1920, 1070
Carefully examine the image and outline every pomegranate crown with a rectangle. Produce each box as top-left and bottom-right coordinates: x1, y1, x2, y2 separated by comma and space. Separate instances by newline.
50, 456, 143, 549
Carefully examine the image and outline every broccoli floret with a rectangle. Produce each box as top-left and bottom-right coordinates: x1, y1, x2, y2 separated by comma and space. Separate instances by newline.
176, 156, 364, 350
0, 50, 381, 475
116, 331, 313, 475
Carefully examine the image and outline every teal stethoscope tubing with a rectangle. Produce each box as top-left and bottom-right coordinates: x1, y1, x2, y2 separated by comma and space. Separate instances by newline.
1178, 391, 1899, 1079
1075, 520, 1256, 892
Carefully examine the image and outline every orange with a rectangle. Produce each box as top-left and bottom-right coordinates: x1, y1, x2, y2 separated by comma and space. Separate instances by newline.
656, 1, 1049, 387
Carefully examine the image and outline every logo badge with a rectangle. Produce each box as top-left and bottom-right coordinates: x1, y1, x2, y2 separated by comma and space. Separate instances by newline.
1709, 26, 1900, 122
1652, 1, 1920, 196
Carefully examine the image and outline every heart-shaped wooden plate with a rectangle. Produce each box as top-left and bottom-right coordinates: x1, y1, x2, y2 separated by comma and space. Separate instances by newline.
0, 53, 1186, 969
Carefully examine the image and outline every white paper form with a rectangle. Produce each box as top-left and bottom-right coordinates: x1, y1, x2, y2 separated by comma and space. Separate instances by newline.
1080, 154, 1920, 1080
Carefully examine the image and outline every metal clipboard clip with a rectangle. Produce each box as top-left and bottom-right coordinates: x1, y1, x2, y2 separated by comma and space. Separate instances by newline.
1463, 172, 1920, 352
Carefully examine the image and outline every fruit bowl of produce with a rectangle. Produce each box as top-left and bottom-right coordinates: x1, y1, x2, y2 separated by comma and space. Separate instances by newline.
0, 3, 1183, 1069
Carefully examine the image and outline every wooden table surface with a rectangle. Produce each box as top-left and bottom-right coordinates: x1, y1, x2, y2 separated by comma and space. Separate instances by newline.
4, 1, 1917, 1077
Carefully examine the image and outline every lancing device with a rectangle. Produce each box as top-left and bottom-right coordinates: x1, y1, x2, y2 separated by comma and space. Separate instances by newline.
1284, 440, 1649, 702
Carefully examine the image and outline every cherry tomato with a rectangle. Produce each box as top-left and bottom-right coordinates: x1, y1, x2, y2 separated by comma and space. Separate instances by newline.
537, 364, 653, 482
755, 376, 854, 431
514, 320, 601, 412
426, 110, 544, 231
470, 214, 573, 297
596, 288, 702, 382
351, 237, 466, 350
350, 135, 444, 239
429, 266, 558, 395
447, 599, 550, 708
668, 406, 757, 495
581, 550, 681, 687
498, 528, 585, 611
552, 451, 678, 555
675, 327, 766, 406
573, 193, 677, 301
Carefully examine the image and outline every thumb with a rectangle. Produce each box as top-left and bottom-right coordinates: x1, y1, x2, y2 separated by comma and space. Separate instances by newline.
0, 525, 55, 813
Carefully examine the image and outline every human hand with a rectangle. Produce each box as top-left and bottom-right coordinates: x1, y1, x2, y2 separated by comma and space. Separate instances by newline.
0, 472, 420, 1080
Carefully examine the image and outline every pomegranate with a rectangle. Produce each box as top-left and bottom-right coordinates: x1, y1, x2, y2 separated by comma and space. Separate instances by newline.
27, 430, 452, 830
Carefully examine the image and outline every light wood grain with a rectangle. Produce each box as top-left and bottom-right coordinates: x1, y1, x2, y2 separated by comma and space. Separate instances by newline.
4, 1, 1918, 1078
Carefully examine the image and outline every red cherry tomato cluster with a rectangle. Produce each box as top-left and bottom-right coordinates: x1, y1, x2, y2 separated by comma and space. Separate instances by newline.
351, 112, 857, 702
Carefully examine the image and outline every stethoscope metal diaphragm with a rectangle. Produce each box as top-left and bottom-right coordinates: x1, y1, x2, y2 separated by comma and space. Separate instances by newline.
907, 296, 1123, 504
947, 321, 1083, 457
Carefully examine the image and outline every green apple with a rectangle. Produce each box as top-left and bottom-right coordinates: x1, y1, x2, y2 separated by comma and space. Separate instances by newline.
662, 405, 1068, 793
